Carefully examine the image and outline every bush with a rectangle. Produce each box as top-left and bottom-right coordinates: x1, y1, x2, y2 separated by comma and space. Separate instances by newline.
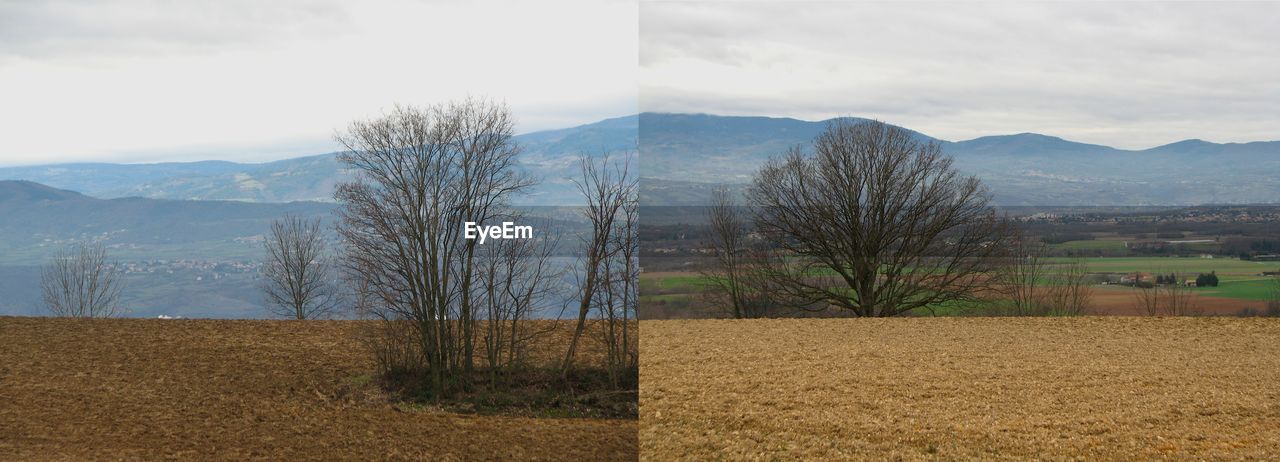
1195, 271, 1219, 287
364, 319, 425, 377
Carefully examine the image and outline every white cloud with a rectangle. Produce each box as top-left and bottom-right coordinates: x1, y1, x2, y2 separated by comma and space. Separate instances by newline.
640, 1, 1280, 149
0, 0, 637, 166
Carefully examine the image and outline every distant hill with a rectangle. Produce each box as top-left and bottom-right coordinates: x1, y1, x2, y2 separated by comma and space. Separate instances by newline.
0, 115, 638, 205
0, 180, 338, 265
0, 180, 594, 317
639, 113, 1280, 206
0, 180, 337, 317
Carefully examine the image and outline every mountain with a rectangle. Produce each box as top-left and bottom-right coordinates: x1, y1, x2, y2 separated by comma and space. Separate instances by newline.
0, 180, 86, 202
639, 113, 1280, 206
0, 180, 593, 318
0, 115, 639, 205
0, 180, 338, 317
0, 180, 338, 265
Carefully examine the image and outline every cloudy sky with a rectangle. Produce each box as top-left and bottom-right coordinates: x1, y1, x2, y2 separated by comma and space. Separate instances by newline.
641, 1, 1280, 149
0, 0, 636, 166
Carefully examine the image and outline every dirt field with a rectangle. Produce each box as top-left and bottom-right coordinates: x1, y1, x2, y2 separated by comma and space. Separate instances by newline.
1088, 286, 1265, 315
0, 317, 636, 461
641, 317, 1280, 460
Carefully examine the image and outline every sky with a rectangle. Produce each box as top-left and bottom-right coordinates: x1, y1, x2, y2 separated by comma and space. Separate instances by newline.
640, 1, 1280, 150
0, 0, 637, 166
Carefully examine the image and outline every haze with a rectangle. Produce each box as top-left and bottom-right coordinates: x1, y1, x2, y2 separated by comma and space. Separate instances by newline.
0, 0, 637, 167
640, 1, 1280, 149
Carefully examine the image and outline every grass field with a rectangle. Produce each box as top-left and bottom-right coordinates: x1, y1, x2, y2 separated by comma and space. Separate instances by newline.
0, 317, 637, 461
1048, 239, 1128, 252
641, 318, 1280, 460
1064, 256, 1278, 275
1199, 278, 1278, 301
641, 257, 1280, 318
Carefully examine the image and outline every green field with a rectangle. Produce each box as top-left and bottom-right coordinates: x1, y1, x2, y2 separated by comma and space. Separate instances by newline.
1198, 278, 1278, 301
1065, 257, 1279, 276
642, 257, 1280, 315
1049, 239, 1128, 252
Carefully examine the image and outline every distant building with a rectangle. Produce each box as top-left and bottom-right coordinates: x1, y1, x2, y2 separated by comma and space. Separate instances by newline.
1119, 272, 1153, 285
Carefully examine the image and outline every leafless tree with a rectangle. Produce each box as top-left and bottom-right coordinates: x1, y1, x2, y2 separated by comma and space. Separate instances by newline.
41, 243, 125, 318
261, 215, 340, 320
334, 100, 534, 397
701, 187, 771, 318
476, 215, 564, 387
1132, 270, 1200, 316
562, 152, 634, 374
1046, 257, 1093, 315
346, 261, 378, 320
595, 178, 639, 385
998, 233, 1050, 316
748, 119, 1013, 317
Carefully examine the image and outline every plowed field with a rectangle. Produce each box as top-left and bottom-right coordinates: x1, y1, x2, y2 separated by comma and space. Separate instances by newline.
641, 317, 1280, 460
0, 317, 636, 461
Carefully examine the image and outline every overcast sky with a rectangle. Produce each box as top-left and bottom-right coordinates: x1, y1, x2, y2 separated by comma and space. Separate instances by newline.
641, 1, 1280, 149
0, 0, 636, 166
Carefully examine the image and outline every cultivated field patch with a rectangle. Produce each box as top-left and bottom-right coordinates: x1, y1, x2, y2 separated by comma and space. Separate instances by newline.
641, 317, 1280, 460
0, 317, 637, 461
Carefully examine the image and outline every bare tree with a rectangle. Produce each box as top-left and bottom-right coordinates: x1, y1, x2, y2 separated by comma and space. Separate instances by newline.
596, 177, 639, 386
476, 215, 564, 387
335, 100, 534, 397
998, 233, 1050, 316
1046, 257, 1093, 316
41, 243, 125, 318
562, 152, 633, 374
261, 215, 340, 320
346, 260, 378, 320
701, 187, 772, 318
748, 119, 1012, 317
1132, 270, 1200, 316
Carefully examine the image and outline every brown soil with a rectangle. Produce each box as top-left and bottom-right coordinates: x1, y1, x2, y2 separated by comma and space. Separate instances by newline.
641, 317, 1280, 460
0, 317, 636, 461
1089, 286, 1265, 315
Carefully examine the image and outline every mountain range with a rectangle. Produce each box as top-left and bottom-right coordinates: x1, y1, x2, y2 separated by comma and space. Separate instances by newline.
639, 113, 1280, 206
0, 115, 638, 205
0, 180, 592, 317
3, 113, 1277, 208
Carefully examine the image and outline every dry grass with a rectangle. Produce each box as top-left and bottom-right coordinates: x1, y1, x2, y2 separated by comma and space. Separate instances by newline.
0, 317, 636, 461
641, 317, 1280, 460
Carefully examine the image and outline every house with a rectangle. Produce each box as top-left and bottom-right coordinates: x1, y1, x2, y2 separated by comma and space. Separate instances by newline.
1119, 272, 1153, 285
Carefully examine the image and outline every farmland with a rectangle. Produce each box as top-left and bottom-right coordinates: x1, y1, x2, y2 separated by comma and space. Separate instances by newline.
640, 257, 1280, 319
640, 318, 1280, 460
0, 317, 637, 461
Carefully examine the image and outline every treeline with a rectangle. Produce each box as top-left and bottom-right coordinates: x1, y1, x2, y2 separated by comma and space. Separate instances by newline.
36, 100, 640, 411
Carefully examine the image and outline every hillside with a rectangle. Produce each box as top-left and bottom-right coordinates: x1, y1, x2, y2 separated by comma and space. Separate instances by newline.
639, 113, 1280, 206
0, 180, 337, 262
0, 115, 639, 205
0, 180, 596, 317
